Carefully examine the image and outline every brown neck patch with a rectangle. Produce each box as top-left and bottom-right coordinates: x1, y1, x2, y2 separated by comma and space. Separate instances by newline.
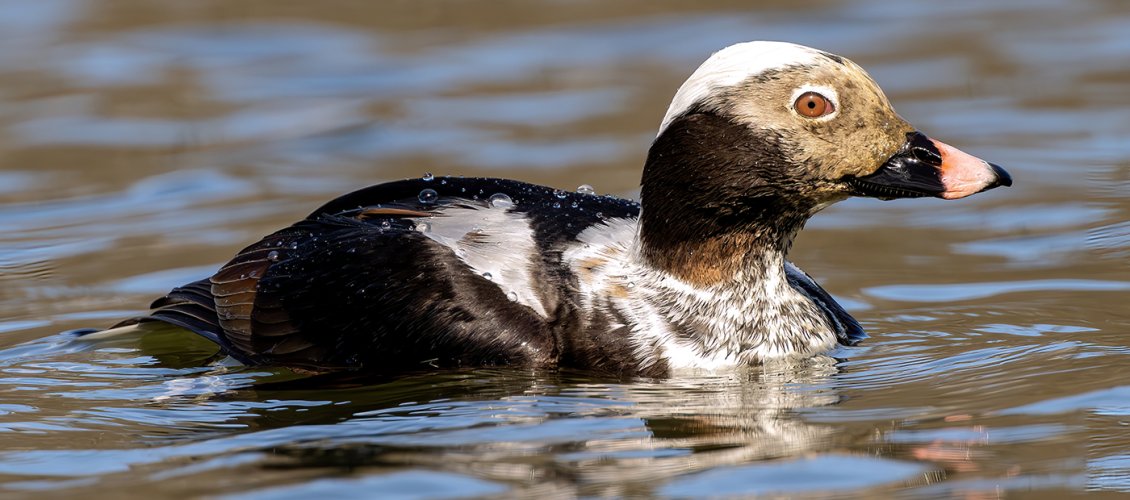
644, 231, 764, 287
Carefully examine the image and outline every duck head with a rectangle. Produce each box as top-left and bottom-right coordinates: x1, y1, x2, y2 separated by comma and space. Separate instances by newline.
639, 41, 1011, 282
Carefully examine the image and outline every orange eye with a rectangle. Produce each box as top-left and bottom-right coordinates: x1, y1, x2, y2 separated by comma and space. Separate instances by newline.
794, 91, 834, 118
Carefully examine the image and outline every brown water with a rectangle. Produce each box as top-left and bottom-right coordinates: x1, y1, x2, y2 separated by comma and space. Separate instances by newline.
0, 1, 1127, 498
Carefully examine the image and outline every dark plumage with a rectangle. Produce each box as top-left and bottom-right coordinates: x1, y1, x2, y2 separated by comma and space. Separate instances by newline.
102, 41, 1010, 376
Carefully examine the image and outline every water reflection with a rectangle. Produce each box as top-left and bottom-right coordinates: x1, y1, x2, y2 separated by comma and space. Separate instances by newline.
0, 335, 937, 497
0, 293, 1122, 496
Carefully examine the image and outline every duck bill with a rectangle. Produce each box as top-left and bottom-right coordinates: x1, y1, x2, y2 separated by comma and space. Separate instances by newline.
847, 132, 1012, 200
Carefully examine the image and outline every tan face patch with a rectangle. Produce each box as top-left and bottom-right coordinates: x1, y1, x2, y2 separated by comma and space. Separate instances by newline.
714, 57, 915, 191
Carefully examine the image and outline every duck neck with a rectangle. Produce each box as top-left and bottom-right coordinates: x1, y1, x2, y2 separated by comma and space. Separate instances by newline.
637, 111, 815, 289
636, 200, 809, 289
632, 195, 831, 363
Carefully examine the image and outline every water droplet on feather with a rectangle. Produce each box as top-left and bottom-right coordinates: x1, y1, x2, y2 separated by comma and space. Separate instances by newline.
489, 193, 514, 209
418, 188, 438, 204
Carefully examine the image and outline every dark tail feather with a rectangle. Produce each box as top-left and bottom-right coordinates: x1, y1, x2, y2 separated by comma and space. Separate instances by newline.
111, 278, 227, 347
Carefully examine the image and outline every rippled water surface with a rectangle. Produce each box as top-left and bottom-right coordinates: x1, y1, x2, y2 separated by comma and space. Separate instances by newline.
0, 1, 1127, 497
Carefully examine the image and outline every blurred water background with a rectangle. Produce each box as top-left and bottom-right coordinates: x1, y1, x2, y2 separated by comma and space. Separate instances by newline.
0, 0, 1127, 497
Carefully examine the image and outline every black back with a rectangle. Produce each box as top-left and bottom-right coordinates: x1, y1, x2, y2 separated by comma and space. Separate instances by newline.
115, 176, 862, 374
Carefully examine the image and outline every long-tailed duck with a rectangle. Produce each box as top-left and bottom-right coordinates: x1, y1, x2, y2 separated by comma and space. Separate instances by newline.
104, 41, 1011, 376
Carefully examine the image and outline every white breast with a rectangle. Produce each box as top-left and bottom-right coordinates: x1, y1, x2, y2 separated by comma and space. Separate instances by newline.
565, 216, 838, 371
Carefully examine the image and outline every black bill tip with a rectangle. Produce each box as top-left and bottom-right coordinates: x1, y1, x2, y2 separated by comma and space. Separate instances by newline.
989, 163, 1013, 188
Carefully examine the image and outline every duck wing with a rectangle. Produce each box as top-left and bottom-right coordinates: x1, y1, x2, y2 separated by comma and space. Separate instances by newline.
784, 262, 867, 345
117, 177, 637, 371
